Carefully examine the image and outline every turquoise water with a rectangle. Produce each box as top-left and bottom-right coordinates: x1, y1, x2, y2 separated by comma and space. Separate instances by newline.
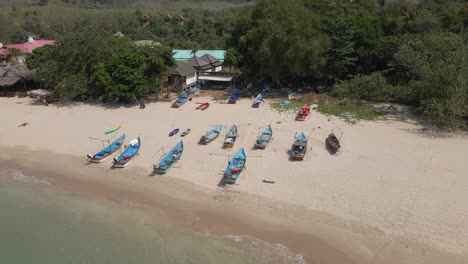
0, 169, 305, 264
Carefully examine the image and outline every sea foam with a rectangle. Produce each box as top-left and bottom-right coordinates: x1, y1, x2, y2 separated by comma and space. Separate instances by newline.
195, 232, 308, 264
7, 169, 50, 185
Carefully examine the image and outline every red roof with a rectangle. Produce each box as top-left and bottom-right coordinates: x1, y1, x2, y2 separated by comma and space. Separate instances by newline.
0, 40, 55, 55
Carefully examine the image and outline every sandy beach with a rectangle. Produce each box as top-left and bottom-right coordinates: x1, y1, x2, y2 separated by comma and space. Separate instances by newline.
0, 96, 467, 263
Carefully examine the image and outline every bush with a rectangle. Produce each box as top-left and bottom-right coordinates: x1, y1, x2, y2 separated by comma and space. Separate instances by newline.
332, 72, 391, 101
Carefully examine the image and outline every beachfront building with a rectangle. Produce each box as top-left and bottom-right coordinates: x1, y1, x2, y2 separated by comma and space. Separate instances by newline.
0, 36, 55, 64
171, 49, 233, 89
0, 64, 37, 96
163, 61, 198, 93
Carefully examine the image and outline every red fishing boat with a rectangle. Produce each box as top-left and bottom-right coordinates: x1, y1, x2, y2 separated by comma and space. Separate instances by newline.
296, 103, 310, 121
196, 102, 210, 110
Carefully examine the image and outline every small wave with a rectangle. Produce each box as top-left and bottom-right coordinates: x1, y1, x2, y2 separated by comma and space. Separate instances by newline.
7, 169, 50, 185
195, 232, 307, 264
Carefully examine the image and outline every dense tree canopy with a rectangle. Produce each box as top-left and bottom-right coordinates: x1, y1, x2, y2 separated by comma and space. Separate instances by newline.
3, 0, 468, 127
28, 25, 174, 102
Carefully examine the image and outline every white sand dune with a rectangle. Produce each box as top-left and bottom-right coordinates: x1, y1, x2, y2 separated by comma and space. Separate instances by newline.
1, 96, 467, 263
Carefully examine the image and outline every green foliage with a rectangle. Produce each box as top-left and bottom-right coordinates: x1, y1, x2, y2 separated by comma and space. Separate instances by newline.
26, 45, 54, 69
391, 31, 468, 127
32, 25, 174, 102
333, 72, 391, 102
230, 0, 329, 80
92, 40, 174, 103
321, 16, 357, 81
271, 97, 382, 123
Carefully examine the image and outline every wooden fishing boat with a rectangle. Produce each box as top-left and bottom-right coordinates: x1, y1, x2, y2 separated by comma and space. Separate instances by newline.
326, 133, 340, 154
290, 132, 307, 161
196, 102, 210, 110
172, 93, 189, 108
181, 129, 191, 137
228, 89, 240, 104
296, 103, 310, 121
223, 148, 246, 184
113, 137, 141, 168
169, 128, 179, 137
104, 125, 120, 134
154, 140, 183, 174
223, 124, 238, 148
252, 93, 263, 108
87, 134, 125, 163
254, 125, 272, 149
199, 125, 222, 144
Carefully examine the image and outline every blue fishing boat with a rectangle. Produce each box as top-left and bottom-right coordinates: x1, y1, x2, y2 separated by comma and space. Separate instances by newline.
228, 89, 240, 104
154, 140, 184, 174
223, 148, 246, 184
199, 125, 222, 144
290, 132, 307, 161
223, 124, 238, 148
87, 134, 125, 163
254, 125, 272, 149
113, 137, 141, 168
172, 93, 189, 108
252, 93, 263, 108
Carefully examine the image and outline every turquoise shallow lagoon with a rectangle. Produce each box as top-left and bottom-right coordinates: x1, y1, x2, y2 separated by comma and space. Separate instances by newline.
0, 169, 305, 264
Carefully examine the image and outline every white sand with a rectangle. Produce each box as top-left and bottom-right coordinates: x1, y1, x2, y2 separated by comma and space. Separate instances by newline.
1, 96, 467, 261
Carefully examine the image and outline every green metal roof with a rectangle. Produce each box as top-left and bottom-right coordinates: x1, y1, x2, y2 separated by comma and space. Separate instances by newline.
173, 49, 226, 62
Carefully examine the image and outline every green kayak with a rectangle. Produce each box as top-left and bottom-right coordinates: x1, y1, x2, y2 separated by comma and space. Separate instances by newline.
105, 125, 121, 134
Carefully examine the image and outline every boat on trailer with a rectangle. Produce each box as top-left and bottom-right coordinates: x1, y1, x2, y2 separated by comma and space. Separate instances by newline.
199, 125, 222, 144
172, 93, 189, 108
113, 137, 141, 168
326, 133, 341, 154
290, 132, 307, 161
254, 125, 272, 149
223, 148, 246, 184
154, 140, 184, 174
252, 93, 263, 108
228, 89, 240, 104
87, 134, 125, 163
296, 103, 310, 121
223, 124, 238, 148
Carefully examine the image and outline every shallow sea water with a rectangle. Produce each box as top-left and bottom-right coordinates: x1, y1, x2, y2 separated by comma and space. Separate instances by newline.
0, 169, 306, 264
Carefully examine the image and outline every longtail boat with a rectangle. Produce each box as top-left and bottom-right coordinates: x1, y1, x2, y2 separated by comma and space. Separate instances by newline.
290, 132, 307, 161
254, 125, 272, 149
228, 89, 240, 104
296, 103, 310, 121
87, 134, 125, 163
154, 140, 183, 174
113, 137, 141, 168
172, 93, 189, 108
196, 102, 210, 110
326, 133, 340, 154
223, 148, 246, 184
223, 124, 238, 148
252, 93, 263, 108
199, 125, 222, 144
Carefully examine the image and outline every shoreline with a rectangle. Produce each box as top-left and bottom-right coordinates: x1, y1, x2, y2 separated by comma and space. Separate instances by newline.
0, 146, 356, 264
2, 145, 466, 264
0, 97, 467, 263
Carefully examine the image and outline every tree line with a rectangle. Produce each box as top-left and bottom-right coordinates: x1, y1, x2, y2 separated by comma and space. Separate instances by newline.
2, 0, 467, 127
